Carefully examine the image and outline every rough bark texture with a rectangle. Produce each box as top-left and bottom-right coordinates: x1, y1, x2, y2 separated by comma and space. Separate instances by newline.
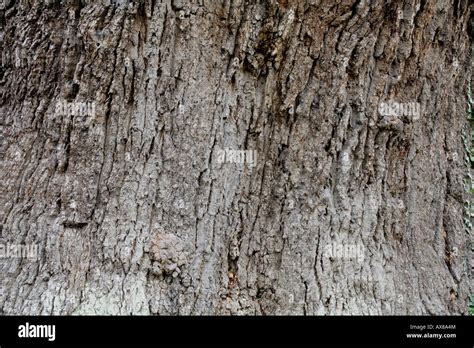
0, 0, 473, 315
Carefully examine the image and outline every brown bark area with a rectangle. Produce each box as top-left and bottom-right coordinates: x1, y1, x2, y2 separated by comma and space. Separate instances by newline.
0, 0, 472, 314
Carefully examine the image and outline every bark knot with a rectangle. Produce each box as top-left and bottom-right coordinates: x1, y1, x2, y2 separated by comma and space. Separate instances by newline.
149, 233, 187, 278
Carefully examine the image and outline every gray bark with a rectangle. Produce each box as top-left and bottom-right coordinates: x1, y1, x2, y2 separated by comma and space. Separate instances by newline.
0, 0, 473, 315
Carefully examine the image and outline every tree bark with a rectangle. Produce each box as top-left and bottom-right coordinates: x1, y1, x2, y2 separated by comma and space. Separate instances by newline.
0, 0, 473, 315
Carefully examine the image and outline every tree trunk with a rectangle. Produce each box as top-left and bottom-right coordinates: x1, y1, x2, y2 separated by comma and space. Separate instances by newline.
0, 0, 473, 315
